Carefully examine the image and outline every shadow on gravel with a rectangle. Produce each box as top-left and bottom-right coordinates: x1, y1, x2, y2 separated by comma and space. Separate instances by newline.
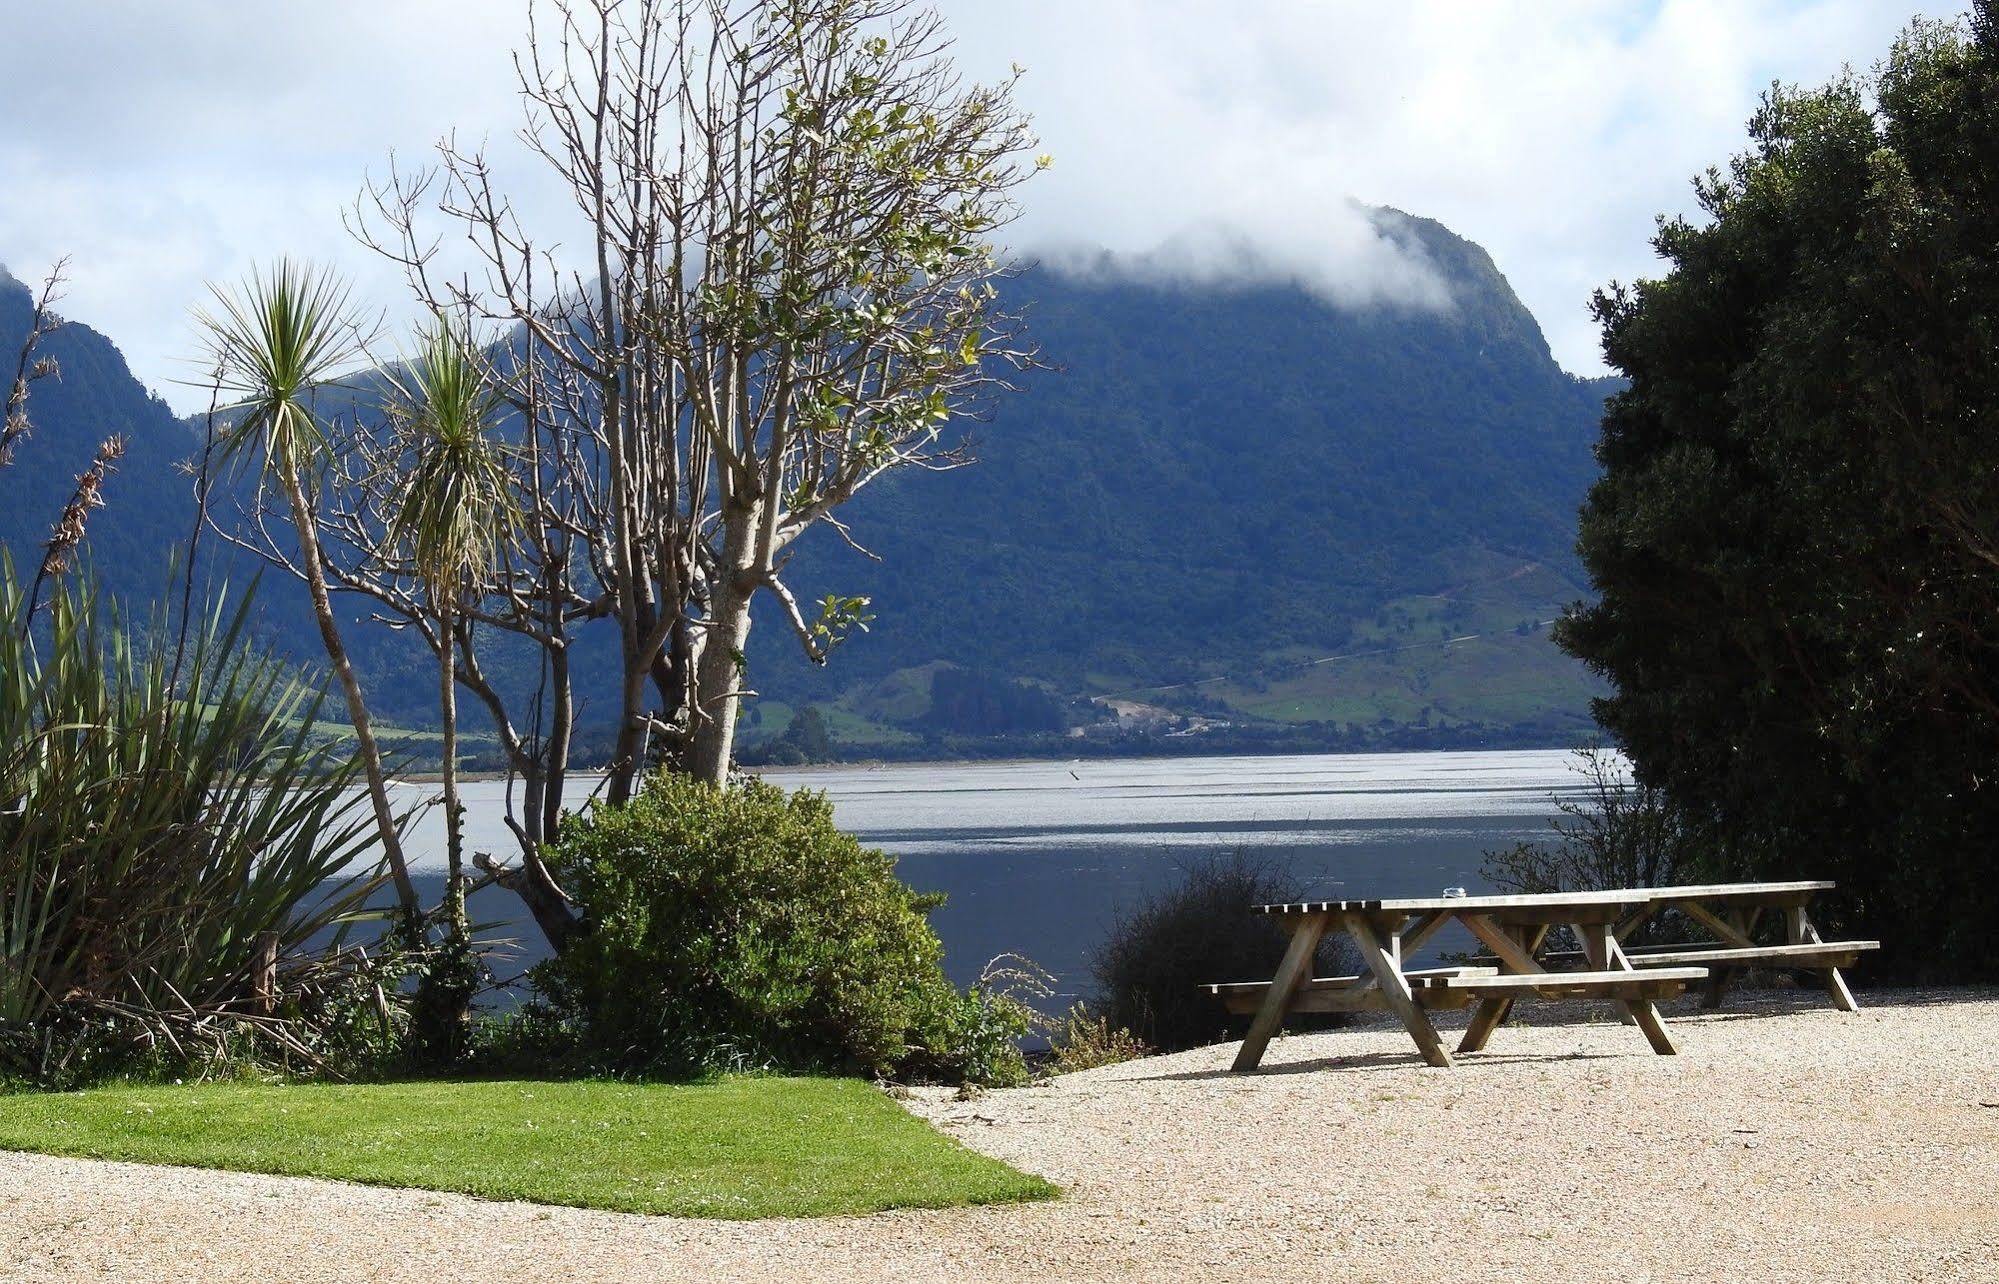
1137, 1047, 1634, 1081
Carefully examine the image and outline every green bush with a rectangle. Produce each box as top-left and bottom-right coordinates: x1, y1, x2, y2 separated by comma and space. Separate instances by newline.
533, 773, 1025, 1083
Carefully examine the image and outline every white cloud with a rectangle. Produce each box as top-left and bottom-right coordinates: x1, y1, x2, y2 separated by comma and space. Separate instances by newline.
1037, 210, 1456, 313
0, 0, 1957, 409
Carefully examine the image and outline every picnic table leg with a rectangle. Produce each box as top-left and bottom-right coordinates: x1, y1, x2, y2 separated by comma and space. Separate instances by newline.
1457, 922, 1522, 1054
1231, 913, 1328, 1072
1567, 920, 1635, 1024
1700, 908, 1752, 1008
1785, 905, 1860, 1012
1576, 921, 1678, 1056
1346, 913, 1452, 1069
1456, 916, 1549, 1054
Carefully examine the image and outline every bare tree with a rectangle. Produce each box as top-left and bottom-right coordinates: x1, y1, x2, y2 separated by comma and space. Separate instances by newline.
221, 0, 1042, 948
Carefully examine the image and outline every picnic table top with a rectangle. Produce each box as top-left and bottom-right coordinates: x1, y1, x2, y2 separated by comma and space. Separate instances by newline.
1252, 880, 1834, 917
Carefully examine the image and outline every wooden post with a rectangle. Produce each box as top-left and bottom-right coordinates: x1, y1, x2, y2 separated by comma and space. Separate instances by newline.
1231, 913, 1328, 1072
252, 931, 279, 1017
1700, 908, 1750, 1008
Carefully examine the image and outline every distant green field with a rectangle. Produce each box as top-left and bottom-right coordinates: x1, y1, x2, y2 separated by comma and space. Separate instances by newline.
0, 1077, 1055, 1219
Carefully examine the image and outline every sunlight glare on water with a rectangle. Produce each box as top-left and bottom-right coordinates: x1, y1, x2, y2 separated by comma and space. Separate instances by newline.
394, 748, 1605, 994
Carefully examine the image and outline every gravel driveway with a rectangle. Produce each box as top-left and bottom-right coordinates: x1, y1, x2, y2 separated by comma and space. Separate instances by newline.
6, 988, 1996, 1283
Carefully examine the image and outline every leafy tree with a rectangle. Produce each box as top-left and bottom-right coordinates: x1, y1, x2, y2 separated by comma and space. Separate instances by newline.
758, 704, 836, 765
1558, 4, 1999, 979
921, 667, 1065, 735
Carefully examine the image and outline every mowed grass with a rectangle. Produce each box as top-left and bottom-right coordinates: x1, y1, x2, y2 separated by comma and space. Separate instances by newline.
0, 1077, 1054, 1219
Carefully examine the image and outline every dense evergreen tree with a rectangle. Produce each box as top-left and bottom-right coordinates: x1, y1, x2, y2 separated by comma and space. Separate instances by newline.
921, 668, 1067, 735
755, 706, 837, 766
1559, 5, 1999, 979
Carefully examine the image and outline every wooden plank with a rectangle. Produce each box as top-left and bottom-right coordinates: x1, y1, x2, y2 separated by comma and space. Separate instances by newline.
1489, 903, 1631, 927
1413, 967, 1708, 990
1662, 883, 1825, 908
1230, 913, 1327, 1072
1344, 912, 1453, 1069
1428, 980, 1700, 1003
1205, 966, 1497, 997
1253, 881, 1833, 917
1623, 942, 1878, 967
1216, 988, 1389, 1016
1216, 988, 1492, 1015
1258, 888, 1650, 915
1672, 898, 1758, 948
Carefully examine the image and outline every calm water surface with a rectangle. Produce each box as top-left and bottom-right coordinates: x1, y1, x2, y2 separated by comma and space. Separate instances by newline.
398, 749, 1595, 999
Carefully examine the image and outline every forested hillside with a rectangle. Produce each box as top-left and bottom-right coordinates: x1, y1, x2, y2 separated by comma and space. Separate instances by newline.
747, 211, 1614, 753
0, 267, 196, 591
2, 208, 1613, 759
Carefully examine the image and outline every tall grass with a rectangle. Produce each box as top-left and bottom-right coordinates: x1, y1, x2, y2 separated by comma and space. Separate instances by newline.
0, 561, 388, 1083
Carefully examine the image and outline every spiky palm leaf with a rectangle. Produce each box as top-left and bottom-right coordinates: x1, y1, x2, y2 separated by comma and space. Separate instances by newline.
196, 260, 362, 475
386, 318, 514, 591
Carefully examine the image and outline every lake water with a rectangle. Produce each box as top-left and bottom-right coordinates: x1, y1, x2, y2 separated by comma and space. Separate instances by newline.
398, 748, 1596, 1002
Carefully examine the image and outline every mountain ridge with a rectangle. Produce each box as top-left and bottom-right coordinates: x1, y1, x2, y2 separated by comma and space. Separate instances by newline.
1, 209, 1612, 757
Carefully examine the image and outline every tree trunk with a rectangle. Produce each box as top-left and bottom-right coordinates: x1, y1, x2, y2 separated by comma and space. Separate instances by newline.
413, 599, 475, 1062
440, 604, 466, 938
606, 657, 650, 804
689, 577, 754, 786
279, 468, 418, 918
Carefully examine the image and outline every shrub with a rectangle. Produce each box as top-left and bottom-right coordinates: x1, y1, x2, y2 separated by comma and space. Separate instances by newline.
0, 569, 394, 1087
1045, 1006, 1150, 1074
1480, 744, 1697, 898
533, 772, 1019, 1082
1091, 852, 1357, 1053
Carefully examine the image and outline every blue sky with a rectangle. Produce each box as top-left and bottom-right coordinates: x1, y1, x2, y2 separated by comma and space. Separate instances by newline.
0, 0, 1957, 410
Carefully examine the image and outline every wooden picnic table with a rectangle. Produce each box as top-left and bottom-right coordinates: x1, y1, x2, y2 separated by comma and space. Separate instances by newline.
1209, 881, 1874, 1072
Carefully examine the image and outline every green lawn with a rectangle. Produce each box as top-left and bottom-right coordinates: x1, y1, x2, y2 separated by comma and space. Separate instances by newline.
0, 1077, 1054, 1219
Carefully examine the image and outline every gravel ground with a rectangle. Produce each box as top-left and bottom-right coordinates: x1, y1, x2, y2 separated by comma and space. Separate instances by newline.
5, 987, 1997, 1283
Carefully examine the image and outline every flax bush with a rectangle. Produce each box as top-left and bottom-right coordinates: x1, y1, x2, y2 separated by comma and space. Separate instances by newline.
0, 566, 391, 1086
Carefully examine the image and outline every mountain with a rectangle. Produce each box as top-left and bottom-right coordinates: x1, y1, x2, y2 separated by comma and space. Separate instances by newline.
741, 211, 1614, 754
0, 270, 197, 590
1, 209, 1614, 759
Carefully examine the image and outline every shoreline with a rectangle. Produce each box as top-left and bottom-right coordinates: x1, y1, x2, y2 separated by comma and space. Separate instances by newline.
394, 738, 1600, 786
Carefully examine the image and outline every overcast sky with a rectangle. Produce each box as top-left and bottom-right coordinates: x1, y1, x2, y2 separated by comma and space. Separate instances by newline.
0, 0, 1956, 411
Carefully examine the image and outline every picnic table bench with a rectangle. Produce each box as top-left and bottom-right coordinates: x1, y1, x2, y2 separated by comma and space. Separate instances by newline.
1206, 881, 1874, 1072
